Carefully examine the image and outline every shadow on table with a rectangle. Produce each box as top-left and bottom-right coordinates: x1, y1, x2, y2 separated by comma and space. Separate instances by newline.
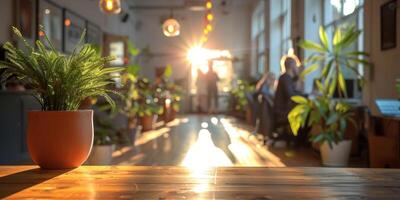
0, 167, 71, 198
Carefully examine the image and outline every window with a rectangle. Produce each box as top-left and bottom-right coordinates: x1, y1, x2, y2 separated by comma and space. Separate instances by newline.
281, 0, 292, 57
324, 0, 364, 98
251, 1, 266, 75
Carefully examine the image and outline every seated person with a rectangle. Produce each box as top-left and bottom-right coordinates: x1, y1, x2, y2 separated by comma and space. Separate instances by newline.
273, 57, 304, 125
256, 72, 276, 101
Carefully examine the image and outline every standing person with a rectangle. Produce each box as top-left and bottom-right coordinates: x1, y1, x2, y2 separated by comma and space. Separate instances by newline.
206, 60, 219, 113
196, 69, 207, 112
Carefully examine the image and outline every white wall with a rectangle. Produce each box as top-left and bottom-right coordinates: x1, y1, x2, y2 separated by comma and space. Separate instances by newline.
130, 3, 253, 80
363, 0, 400, 114
0, 0, 14, 44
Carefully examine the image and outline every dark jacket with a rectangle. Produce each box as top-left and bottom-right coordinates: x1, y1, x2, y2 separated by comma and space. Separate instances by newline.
273, 73, 302, 123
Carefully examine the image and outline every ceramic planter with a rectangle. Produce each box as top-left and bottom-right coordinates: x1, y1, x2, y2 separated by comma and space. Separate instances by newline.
140, 115, 155, 132
27, 110, 93, 169
87, 144, 115, 165
320, 140, 352, 167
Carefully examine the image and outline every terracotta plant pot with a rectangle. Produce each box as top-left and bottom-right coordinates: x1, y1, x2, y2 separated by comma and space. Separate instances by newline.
27, 110, 93, 169
140, 115, 154, 132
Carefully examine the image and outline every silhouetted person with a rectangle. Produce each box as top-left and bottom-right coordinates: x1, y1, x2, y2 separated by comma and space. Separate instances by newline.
196, 69, 207, 112
206, 61, 219, 113
273, 57, 303, 124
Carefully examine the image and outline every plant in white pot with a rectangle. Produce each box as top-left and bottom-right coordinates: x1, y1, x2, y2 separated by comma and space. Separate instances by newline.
0, 27, 121, 169
288, 26, 369, 167
289, 94, 355, 166
87, 115, 116, 165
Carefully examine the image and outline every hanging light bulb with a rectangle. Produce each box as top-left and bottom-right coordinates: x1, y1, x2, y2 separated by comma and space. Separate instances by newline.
99, 0, 121, 14
206, 13, 214, 21
163, 18, 180, 37
206, 24, 213, 31
206, 1, 213, 9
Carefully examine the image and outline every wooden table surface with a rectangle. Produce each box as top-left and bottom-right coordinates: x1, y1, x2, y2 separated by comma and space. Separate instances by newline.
1, 166, 400, 199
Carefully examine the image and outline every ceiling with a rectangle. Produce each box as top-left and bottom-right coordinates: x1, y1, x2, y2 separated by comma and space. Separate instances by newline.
127, 0, 258, 10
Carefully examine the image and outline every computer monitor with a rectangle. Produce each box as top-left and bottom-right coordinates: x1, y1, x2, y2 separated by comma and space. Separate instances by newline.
375, 99, 400, 117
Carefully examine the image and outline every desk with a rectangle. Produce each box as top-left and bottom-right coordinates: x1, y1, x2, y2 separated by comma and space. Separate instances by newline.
1, 166, 400, 199
369, 115, 400, 168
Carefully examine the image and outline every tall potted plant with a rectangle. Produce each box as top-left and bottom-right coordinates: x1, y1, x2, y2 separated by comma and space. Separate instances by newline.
288, 26, 369, 166
0, 27, 121, 169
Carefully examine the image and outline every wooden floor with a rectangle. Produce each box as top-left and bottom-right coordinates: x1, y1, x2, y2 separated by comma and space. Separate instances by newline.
1, 166, 399, 199
111, 114, 324, 167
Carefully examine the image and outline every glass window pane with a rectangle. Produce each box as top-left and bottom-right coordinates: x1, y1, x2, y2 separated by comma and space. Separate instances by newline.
257, 33, 265, 54
343, 0, 360, 16
257, 55, 265, 74
330, 0, 343, 21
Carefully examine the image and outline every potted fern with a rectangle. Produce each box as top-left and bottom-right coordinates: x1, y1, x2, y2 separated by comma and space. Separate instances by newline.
0, 27, 121, 169
288, 26, 369, 166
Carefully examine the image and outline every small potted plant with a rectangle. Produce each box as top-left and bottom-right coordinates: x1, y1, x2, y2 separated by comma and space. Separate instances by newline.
288, 26, 369, 167
0, 27, 121, 169
87, 115, 116, 165
168, 82, 183, 121
135, 78, 163, 131
154, 65, 183, 122
230, 79, 255, 124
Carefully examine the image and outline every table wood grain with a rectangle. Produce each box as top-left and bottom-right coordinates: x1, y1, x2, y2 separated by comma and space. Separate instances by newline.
1, 166, 400, 199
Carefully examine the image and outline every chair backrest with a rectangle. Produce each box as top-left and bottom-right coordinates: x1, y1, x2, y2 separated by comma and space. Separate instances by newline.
259, 94, 275, 137
245, 92, 258, 125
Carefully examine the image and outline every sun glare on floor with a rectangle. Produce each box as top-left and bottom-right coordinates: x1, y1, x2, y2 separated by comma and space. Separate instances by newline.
181, 129, 233, 169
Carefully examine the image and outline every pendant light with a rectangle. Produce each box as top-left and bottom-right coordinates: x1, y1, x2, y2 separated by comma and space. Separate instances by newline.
162, 10, 180, 37
99, 0, 121, 14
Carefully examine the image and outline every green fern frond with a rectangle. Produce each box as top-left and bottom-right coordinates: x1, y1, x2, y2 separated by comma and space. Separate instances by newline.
0, 27, 123, 111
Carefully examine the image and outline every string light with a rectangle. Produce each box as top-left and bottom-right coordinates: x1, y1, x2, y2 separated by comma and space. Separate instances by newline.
200, 0, 214, 45
206, 1, 212, 9
206, 24, 213, 31
206, 13, 213, 21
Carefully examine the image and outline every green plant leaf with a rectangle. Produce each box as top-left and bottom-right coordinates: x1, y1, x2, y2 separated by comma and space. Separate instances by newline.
338, 69, 347, 98
319, 26, 329, 50
300, 64, 319, 79
299, 40, 326, 53
326, 113, 339, 125
333, 28, 342, 46
311, 133, 325, 143
291, 96, 308, 104
128, 41, 140, 57
127, 64, 141, 76
164, 64, 173, 78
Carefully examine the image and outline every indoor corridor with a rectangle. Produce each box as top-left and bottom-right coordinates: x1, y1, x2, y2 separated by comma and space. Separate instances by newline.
111, 115, 321, 167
